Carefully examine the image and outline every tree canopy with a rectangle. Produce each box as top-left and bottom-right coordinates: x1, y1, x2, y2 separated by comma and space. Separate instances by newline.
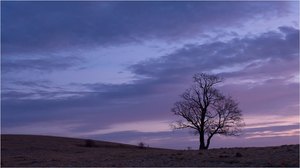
172, 73, 244, 150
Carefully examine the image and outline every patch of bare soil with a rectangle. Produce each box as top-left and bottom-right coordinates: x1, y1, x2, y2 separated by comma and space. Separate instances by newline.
1, 134, 299, 167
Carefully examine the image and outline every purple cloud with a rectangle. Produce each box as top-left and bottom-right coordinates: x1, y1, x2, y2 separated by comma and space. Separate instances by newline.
2, 1, 290, 55
1, 1, 298, 149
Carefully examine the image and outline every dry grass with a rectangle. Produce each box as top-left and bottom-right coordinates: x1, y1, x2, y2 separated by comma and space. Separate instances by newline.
1, 134, 299, 167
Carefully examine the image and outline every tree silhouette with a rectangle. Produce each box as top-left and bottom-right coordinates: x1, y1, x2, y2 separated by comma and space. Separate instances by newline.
171, 73, 244, 150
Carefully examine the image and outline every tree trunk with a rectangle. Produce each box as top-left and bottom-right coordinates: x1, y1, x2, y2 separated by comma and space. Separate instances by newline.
199, 107, 207, 150
206, 137, 211, 149
199, 105, 207, 150
199, 131, 206, 150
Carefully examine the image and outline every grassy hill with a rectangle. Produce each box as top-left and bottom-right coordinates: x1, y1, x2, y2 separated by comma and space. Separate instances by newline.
1, 134, 299, 167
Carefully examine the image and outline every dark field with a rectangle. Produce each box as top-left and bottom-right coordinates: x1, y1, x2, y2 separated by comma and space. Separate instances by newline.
1, 134, 299, 167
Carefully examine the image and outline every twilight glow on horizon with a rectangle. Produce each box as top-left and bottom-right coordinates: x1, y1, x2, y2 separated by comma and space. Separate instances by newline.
1, 1, 299, 149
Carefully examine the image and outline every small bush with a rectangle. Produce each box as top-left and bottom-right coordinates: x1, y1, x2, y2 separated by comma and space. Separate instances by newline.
138, 142, 145, 149
85, 139, 96, 147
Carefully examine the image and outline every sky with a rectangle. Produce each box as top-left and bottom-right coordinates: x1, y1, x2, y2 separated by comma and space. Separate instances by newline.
1, 1, 299, 149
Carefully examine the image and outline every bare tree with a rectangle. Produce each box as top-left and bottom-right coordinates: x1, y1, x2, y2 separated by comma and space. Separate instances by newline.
171, 73, 244, 150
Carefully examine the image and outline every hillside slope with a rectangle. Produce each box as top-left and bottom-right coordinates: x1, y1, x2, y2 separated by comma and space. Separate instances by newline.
1, 134, 299, 167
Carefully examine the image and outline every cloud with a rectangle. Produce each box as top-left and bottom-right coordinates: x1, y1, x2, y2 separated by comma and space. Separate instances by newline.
1, 120, 85, 137
245, 129, 299, 139
244, 115, 300, 129
2, 55, 83, 72
2, 27, 298, 132
2, 1, 290, 55
129, 26, 299, 79
241, 114, 300, 140
2, 22, 299, 149
10, 80, 53, 89
80, 120, 171, 136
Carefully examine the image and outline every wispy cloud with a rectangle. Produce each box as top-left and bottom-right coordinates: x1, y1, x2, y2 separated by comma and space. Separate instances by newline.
80, 120, 171, 136
130, 27, 298, 79
1, 1, 298, 149
245, 129, 300, 139
2, 1, 290, 55
244, 115, 300, 129
1, 120, 85, 137
2, 55, 83, 72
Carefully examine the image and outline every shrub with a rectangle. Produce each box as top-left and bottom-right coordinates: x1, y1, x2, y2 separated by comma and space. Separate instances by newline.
138, 142, 145, 149
85, 139, 96, 147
